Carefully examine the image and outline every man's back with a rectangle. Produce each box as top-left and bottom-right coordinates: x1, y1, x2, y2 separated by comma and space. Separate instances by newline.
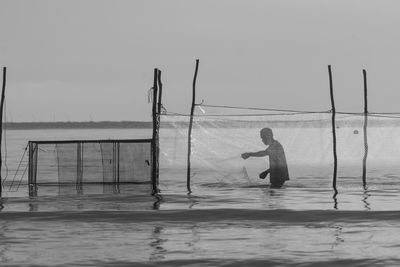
266, 140, 289, 185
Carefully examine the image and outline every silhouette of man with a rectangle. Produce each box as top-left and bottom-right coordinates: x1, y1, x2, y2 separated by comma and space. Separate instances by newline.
241, 128, 289, 188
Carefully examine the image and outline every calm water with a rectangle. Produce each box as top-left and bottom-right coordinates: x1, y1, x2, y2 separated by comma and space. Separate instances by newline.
1, 127, 400, 266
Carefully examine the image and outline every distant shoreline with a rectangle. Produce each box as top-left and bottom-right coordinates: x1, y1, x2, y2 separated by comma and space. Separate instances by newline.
3, 121, 153, 130
4, 117, 400, 130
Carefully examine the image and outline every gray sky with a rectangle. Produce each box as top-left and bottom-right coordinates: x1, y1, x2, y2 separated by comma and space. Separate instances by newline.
1, 0, 400, 121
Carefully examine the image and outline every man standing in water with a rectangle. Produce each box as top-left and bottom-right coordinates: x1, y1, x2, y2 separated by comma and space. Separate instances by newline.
241, 128, 289, 188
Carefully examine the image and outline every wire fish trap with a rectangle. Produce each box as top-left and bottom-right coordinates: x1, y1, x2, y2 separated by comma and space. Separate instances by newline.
24, 139, 154, 195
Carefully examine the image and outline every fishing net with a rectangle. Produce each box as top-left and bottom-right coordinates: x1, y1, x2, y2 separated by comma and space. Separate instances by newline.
160, 105, 400, 189
28, 139, 153, 185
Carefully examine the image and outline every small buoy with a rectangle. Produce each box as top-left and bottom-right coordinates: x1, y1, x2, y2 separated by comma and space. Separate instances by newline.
353, 130, 359, 134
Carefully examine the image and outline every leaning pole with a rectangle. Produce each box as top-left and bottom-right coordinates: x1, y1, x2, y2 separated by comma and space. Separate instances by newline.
0, 67, 7, 197
187, 59, 199, 193
328, 65, 338, 196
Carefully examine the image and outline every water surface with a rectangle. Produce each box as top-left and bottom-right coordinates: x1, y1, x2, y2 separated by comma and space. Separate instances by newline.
1, 128, 400, 266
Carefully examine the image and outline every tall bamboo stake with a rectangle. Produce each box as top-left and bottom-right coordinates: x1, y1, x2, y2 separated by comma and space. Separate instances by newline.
328, 65, 338, 195
151, 68, 159, 195
362, 69, 368, 188
157, 70, 163, 116
0, 67, 6, 197
187, 59, 199, 193
156, 69, 163, 190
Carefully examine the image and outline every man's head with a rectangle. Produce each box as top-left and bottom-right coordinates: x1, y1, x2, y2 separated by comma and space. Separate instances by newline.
260, 127, 273, 145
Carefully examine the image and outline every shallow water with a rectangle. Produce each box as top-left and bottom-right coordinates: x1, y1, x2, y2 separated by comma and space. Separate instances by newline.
1, 128, 400, 266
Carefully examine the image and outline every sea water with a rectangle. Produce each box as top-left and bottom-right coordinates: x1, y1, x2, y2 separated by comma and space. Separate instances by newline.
1, 127, 400, 266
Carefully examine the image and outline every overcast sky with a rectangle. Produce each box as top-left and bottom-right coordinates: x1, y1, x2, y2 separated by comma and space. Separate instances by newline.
1, 0, 400, 122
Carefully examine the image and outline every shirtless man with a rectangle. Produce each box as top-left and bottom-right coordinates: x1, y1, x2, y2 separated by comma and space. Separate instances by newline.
241, 128, 289, 188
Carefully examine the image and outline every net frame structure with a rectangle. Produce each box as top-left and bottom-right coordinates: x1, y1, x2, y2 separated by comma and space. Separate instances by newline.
28, 138, 154, 185
6, 62, 394, 197
160, 62, 384, 195
23, 68, 163, 196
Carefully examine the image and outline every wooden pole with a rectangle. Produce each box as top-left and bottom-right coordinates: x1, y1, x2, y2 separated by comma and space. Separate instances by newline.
0, 67, 6, 196
362, 69, 368, 188
156, 69, 163, 189
187, 59, 199, 193
28, 142, 33, 185
151, 68, 159, 195
328, 65, 338, 195
363, 70, 368, 114
157, 70, 163, 116
28, 141, 33, 195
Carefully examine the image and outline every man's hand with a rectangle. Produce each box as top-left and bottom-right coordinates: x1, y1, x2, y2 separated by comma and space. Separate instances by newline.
241, 153, 250, 159
259, 169, 270, 179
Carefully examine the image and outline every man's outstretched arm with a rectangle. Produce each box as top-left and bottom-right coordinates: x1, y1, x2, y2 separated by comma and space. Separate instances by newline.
241, 150, 268, 159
